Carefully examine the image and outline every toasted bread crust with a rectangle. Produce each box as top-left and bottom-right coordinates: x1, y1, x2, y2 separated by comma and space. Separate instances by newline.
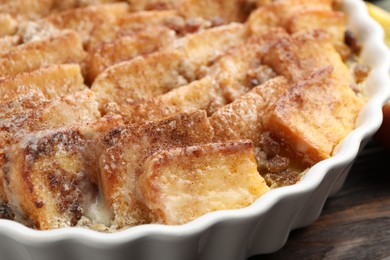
99, 111, 214, 227
91, 23, 247, 111
5, 129, 96, 229
265, 67, 365, 164
139, 140, 270, 225
0, 64, 86, 103
210, 76, 289, 144
0, 30, 86, 78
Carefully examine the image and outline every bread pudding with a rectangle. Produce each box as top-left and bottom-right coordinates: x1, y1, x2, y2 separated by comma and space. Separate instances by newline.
0, 0, 368, 231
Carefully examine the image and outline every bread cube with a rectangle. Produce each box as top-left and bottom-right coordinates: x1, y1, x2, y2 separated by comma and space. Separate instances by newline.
0, 30, 86, 77
0, 90, 101, 205
138, 140, 270, 225
92, 50, 185, 111
116, 29, 284, 123
92, 23, 247, 110
84, 25, 175, 83
4, 128, 97, 229
99, 111, 214, 227
249, 0, 332, 33
119, 76, 218, 123
287, 9, 346, 52
0, 64, 86, 103
263, 29, 352, 85
265, 67, 365, 164
87, 10, 183, 49
0, 90, 100, 150
44, 3, 129, 45
167, 23, 247, 75
210, 76, 288, 145
292, 29, 353, 85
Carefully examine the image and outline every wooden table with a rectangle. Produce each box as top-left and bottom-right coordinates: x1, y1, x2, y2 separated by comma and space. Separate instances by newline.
249, 2, 390, 258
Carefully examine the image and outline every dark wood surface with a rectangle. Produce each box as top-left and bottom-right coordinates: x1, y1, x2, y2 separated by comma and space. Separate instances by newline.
249, 140, 390, 259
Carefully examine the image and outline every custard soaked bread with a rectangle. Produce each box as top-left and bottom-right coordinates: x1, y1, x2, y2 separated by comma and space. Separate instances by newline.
0, 0, 369, 230
3, 114, 122, 229
139, 141, 270, 225
91, 23, 248, 112
99, 111, 215, 227
0, 30, 85, 78
115, 28, 284, 123
5, 128, 98, 229
0, 64, 86, 103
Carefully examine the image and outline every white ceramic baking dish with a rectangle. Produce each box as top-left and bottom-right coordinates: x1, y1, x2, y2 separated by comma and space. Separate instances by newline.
0, 1, 389, 259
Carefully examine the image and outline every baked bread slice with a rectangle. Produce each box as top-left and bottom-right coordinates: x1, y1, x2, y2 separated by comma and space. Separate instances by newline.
210, 76, 289, 145
99, 110, 214, 227
0, 90, 100, 205
262, 29, 352, 85
0, 90, 100, 148
287, 9, 347, 55
44, 3, 129, 45
249, 0, 332, 33
91, 23, 247, 111
0, 64, 86, 103
126, 0, 253, 23
115, 29, 284, 123
84, 25, 176, 83
0, 30, 86, 78
4, 128, 97, 229
1, 111, 121, 229
139, 140, 269, 225
264, 67, 365, 164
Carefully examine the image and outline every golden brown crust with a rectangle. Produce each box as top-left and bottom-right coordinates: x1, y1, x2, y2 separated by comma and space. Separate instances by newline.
177, 0, 256, 23
99, 111, 214, 227
139, 140, 270, 225
5, 128, 97, 229
44, 3, 129, 45
0, 30, 86, 78
84, 25, 176, 83
265, 67, 365, 164
262, 29, 352, 85
0, 64, 86, 103
105, 28, 282, 122
249, 0, 332, 33
91, 23, 247, 112
0, 90, 101, 207
210, 76, 288, 144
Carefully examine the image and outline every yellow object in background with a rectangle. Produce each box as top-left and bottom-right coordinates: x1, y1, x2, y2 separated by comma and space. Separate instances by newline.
366, 2, 390, 47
